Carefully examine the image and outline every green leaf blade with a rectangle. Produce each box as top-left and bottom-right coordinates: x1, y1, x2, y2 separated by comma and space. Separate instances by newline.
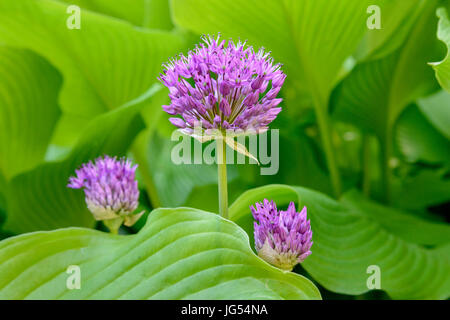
0, 208, 321, 300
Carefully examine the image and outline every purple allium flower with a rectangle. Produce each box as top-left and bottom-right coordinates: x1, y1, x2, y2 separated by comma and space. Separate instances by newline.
68, 156, 143, 227
251, 200, 313, 271
159, 34, 286, 138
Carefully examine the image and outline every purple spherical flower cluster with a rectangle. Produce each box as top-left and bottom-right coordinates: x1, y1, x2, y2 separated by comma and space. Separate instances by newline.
68, 156, 140, 224
251, 200, 312, 271
159, 34, 286, 137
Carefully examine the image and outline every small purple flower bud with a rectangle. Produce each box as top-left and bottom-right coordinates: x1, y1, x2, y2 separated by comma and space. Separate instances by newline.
272, 72, 286, 88
219, 81, 232, 96
162, 104, 177, 115
251, 200, 313, 271
68, 156, 144, 230
169, 117, 186, 128
219, 98, 231, 116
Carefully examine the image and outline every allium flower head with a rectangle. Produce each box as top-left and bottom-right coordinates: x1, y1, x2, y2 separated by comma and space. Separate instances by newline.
159, 34, 286, 139
68, 156, 143, 228
251, 200, 312, 271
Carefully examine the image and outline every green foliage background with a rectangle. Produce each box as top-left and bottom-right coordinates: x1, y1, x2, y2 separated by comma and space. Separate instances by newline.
0, 0, 449, 300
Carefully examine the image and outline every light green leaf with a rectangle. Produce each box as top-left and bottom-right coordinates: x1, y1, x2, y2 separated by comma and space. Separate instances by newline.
355, 0, 426, 61
0, 0, 185, 145
3, 85, 161, 234
0, 47, 61, 180
395, 104, 450, 165
331, 0, 441, 141
0, 207, 321, 300
229, 185, 450, 299
56, 0, 173, 30
431, 7, 450, 92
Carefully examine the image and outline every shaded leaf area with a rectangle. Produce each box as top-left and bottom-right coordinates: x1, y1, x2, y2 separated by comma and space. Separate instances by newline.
431, 7, 450, 92
147, 133, 238, 208
229, 185, 450, 299
0, 47, 61, 180
417, 90, 450, 140
56, 0, 173, 30
331, 0, 441, 143
3, 85, 161, 234
0, 0, 185, 146
0, 207, 321, 300
395, 104, 450, 166
392, 169, 450, 212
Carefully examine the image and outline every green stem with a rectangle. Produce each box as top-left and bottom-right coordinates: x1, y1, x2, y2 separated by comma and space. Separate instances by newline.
380, 135, 392, 204
103, 218, 123, 235
362, 134, 371, 197
313, 95, 342, 198
216, 138, 228, 219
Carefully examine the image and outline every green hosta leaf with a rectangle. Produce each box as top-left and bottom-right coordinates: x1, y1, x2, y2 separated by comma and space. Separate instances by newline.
355, 0, 426, 61
392, 169, 450, 211
395, 104, 450, 166
0, 0, 184, 145
0, 47, 61, 180
331, 0, 441, 142
0, 207, 321, 300
56, 0, 173, 29
3, 85, 161, 234
229, 185, 450, 299
417, 90, 450, 139
341, 190, 450, 246
431, 7, 450, 92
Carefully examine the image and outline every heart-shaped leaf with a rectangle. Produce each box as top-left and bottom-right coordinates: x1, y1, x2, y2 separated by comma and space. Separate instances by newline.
229, 184, 450, 299
0, 207, 321, 300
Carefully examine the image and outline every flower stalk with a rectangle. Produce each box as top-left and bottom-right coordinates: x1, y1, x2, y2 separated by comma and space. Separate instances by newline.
216, 138, 228, 219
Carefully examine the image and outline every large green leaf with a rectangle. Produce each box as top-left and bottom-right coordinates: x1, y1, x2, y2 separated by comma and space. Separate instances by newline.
229, 185, 450, 299
3, 85, 161, 234
56, 0, 173, 30
0, 207, 321, 300
0, 47, 61, 180
331, 0, 441, 141
431, 7, 450, 92
355, 0, 427, 61
330, 0, 442, 201
0, 0, 184, 145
